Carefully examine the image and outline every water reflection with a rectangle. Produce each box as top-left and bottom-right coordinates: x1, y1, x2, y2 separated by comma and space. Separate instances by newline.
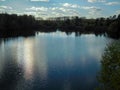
23, 38, 34, 80
36, 31, 75, 38
0, 44, 24, 90
0, 33, 113, 90
34, 37, 48, 83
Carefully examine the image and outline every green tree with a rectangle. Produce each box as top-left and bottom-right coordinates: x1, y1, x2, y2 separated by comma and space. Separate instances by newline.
97, 41, 120, 90
107, 14, 120, 39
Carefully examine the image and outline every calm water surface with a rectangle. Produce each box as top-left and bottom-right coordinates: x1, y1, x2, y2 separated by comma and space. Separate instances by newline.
0, 32, 113, 90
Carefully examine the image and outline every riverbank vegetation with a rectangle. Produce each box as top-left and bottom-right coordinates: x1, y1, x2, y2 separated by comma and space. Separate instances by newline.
0, 13, 120, 38
97, 41, 120, 90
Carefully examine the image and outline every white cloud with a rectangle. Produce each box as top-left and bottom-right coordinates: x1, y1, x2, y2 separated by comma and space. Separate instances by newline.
59, 7, 66, 12
116, 10, 120, 15
62, 3, 79, 8
30, 0, 49, 2
0, 6, 7, 9
0, 0, 5, 1
105, 2, 120, 5
47, 7, 66, 12
88, 9, 101, 16
0, 6, 12, 9
88, 0, 96, 3
26, 6, 48, 11
25, 6, 51, 18
82, 6, 102, 11
88, 0, 106, 3
50, 7, 80, 17
50, 7, 58, 11
23, 11, 36, 15
25, 5, 103, 19
25, 6, 81, 19
82, 6, 102, 18
0, 6, 13, 13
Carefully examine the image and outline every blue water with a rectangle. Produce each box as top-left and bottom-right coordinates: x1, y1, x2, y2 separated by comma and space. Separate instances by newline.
0, 32, 112, 90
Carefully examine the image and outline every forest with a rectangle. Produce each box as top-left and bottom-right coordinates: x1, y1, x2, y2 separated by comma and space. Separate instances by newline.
0, 13, 120, 38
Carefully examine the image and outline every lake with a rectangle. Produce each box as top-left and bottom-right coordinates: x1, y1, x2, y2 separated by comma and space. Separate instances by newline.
0, 32, 113, 90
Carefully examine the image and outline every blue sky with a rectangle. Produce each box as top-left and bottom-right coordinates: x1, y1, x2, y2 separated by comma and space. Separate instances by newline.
0, 0, 120, 19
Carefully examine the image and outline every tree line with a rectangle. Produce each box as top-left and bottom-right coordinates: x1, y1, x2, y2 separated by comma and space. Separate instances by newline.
0, 13, 120, 38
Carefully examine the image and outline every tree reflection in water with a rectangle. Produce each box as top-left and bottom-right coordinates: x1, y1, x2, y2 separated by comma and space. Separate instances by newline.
97, 40, 120, 90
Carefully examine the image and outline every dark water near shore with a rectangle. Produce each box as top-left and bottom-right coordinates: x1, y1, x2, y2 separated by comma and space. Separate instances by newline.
0, 32, 113, 90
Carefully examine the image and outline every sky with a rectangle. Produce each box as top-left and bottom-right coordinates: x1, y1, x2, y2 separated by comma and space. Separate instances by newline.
0, 0, 120, 19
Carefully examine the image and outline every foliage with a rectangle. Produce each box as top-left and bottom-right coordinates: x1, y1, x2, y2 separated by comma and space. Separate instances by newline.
97, 41, 120, 90
0, 13, 120, 38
